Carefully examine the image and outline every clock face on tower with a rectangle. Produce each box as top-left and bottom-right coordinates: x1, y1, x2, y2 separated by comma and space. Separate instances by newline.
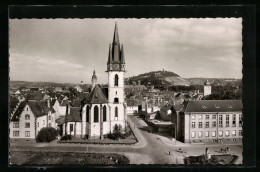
112, 64, 120, 70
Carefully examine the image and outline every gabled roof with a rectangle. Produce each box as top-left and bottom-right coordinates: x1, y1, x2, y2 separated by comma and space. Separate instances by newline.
181, 100, 242, 113
60, 99, 71, 106
11, 100, 54, 122
11, 101, 26, 121
84, 84, 108, 104
65, 107, 81, 122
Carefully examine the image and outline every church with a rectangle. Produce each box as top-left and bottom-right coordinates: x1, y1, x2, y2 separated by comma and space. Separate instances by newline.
62, 22, 127, 139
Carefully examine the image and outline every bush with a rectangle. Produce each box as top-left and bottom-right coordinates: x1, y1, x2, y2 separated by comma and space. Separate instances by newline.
61, 135, 72, 141
37, 127, 58, 142
106, 124, 126, 140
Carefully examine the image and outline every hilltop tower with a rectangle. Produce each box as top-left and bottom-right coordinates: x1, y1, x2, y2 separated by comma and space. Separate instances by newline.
203, 80, 211, 96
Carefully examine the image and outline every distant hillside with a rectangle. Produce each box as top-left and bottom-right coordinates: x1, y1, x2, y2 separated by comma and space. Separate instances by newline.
9, 81, 77, 90
126, 70, 191, 86
186, 78, 242, 87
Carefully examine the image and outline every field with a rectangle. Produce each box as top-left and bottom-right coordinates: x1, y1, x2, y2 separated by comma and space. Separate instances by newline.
10, 151, 129, 165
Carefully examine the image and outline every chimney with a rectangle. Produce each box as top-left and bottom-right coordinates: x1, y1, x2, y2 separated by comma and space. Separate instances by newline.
47, 99, 50, 108
66, 104, 71, 114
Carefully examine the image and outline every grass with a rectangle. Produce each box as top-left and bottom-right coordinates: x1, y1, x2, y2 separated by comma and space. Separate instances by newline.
10, 151, 129, 165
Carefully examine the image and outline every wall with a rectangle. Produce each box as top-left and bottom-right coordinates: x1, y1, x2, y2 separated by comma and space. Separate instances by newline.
36, 115, 47, 136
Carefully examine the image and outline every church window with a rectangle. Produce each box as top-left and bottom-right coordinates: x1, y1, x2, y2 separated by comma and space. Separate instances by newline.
114, 98, 119, 103
115, 106, 118, 117
103, 106, 107, 122
86, 106, 89, 122
115, 74, 119, 86
94, 105, 99, 122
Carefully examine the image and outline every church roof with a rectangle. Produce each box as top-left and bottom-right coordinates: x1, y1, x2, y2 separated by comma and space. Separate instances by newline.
84, 84, 108, 104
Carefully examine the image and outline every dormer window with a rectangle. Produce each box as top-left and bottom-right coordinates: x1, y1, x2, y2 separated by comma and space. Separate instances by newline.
228, 105, 232, 108
202, 105, 207, 109
215, 105, 220, 108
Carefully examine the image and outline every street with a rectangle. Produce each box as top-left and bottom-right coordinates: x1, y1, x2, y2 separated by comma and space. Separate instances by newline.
10, 115, 243, 164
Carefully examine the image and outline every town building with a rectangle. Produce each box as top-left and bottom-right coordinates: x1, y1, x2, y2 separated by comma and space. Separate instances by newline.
203, 80, 212, 96
9, 99, 56, 142
172, 100, 243, 143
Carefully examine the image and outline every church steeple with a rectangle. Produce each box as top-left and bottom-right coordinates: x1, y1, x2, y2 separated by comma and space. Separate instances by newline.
113, 22, 120, 45
107, 22, 125, 71
91, 70, 97, 91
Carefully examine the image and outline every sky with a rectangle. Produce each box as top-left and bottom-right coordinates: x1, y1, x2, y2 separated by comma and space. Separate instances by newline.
9, 18, 243, 84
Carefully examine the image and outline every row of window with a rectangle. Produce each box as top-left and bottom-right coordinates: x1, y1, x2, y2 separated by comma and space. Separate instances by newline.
13, 131, 30, 137
191, 130, 242, 138
191, 114, 242, 121
86, 105, 119, 123
191, 119, 242, 128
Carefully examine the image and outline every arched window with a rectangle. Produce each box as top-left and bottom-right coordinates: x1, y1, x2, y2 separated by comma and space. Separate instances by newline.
94, 105, 99, 122
114, 98, 119, 103
86, 106, 89, 122
115, 106, 118, 117
25, 114, 30, 120
115, 74, 119, 86
103, 106, 107, 122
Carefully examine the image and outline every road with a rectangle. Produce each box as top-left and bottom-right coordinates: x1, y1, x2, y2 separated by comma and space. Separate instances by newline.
10, 115, 243, 164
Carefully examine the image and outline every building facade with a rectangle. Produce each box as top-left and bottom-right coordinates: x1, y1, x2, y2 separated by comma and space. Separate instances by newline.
9, 100, 56, 142
172, 100, 242, 143
203, 80, 212, 97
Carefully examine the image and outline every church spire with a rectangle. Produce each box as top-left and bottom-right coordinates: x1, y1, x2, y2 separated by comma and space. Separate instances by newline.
120, 44, 125, 64
113, 22, 120, 45
107, 43, 112, 64
107, 22, 125, 71
91, 70, 97, 91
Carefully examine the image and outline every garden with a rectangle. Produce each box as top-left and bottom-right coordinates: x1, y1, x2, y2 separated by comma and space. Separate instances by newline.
10, 151, 129, 165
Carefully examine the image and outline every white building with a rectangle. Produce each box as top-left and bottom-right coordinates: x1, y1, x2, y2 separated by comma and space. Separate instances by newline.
203, 80, 212, 97
9, 100, 56, 142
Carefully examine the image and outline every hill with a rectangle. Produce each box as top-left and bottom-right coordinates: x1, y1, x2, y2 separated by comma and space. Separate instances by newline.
126, 70, 191, 86
9, 81, 77, 90
186, 78, 242, 87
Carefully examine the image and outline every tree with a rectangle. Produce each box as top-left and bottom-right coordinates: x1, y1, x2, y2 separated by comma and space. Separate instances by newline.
37, 127, 58, 142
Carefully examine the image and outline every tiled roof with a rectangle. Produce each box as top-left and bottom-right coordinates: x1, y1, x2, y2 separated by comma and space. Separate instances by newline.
101, 87, 108, 99
79, 93, 90, 100
55, 116, 65, 125
126, 99, 141, 106
84, 85, 108, 104
11, 100, 54, 121
181, 100, 242, 113
173, 103, 184, 112
26, 93, 45, 100
72, 99, 82, 107
65, 107, 81, 122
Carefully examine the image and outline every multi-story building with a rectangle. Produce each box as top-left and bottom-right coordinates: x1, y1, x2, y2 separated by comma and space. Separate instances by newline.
9, 99, 56, 142
172, 100, 242, 143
